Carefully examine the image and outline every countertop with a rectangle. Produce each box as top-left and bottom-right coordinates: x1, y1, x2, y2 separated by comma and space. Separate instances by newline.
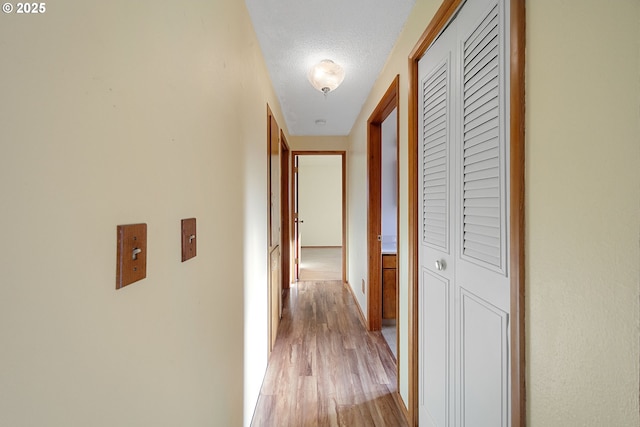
381, 242, 397, 255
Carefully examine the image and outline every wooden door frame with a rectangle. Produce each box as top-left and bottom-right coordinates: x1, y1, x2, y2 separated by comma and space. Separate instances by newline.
267, 104, 277, 250
367, 75, 400, 332
280, 131, 291, 292
291, 151, 347, 284
293, 155, 301, 280
266, 104, 280, 355
407, 1, 526, 426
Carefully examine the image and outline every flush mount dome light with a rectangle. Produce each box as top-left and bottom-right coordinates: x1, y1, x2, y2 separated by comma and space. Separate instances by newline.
307, 59, 345, 94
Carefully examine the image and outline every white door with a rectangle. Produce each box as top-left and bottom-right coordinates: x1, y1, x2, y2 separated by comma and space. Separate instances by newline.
418, 0, 510, 425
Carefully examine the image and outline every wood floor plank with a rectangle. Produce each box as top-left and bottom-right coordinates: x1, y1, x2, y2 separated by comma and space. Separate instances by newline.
251, 280, 408, 427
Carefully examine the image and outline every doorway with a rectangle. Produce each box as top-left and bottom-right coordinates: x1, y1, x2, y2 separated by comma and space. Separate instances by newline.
292, 151, 346, 283
367, 76, 400, 334
380, 107, 399, 360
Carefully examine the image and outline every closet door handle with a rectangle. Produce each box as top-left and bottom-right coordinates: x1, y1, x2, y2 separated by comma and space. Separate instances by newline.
435, 260, 446, 271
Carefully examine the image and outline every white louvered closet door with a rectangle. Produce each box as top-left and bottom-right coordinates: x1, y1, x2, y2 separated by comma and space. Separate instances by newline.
418, 21, 457, 427
418, 0, 510, 425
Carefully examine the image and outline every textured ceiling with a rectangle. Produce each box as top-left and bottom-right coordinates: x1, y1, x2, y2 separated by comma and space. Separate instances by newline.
245, 0, 415, 136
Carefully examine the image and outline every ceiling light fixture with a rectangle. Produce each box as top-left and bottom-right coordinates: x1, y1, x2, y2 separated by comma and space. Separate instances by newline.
307, 59, 345, 95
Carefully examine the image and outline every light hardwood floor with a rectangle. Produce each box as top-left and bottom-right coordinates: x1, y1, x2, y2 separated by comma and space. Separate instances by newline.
251, 280, 408, 427
299, 247, 342, 281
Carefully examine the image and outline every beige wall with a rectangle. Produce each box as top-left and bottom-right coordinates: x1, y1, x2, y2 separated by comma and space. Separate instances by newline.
526, 0, 640, 424
347, 0, 640, 424
298, 156, 343, 247
289, 135, 349, 151
347, 0, 445, 405
0, 1, 287, 426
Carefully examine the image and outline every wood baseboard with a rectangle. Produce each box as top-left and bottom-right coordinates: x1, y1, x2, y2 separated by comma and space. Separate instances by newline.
344, 281, 367, 329
300, 245, 342, 248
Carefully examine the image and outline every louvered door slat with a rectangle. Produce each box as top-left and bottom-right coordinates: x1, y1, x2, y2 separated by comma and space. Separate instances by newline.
464, 197, 500, 208
465, 111, 498, 133
424, 71, 448, 98
465, 238, 500, 256
464, 214, 500, 228
465, 36, 498, 81
464, 83, 499, 118
424, 119, 447, 137
465, 167, 499, 183
465, 138, 498, 158
422, 60, 450, 250
427, 144, 447, 158
426, 93, 447, 113
424, 102, 447, 130
465, 97, 499, 125
464, 61, 499, 98
465, 156, 499, 174
462, 3, 503, 269
464, 205, 500, 217
464, 222, 501, 237
464, 188, 500, 200
463, 6, 498, 59
465, 145, 498, 164
464, 129, 498, 151
424, 168, 446, 180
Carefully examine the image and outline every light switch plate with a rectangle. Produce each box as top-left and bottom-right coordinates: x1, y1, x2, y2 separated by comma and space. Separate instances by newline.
116, 223, 147, 289
181, 218, 196, 262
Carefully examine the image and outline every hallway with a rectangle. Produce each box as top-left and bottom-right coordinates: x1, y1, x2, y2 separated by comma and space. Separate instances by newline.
251, 280, 407, 427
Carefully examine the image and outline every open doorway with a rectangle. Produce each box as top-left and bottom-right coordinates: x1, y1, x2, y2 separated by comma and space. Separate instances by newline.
366, 77, 400, 388
367, 76, 399, 336
292, 151, 346, 283
380, 107, 398, 359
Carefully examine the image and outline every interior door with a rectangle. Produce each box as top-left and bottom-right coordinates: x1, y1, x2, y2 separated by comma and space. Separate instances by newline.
418, 21, 457, 427
267, 107, 281, 352
418, 0, 511, 425
280, 135, 291, 293
293, 155, 301, 280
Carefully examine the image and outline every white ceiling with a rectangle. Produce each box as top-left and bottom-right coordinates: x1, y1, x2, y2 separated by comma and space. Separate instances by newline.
245, 0, 415, 136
